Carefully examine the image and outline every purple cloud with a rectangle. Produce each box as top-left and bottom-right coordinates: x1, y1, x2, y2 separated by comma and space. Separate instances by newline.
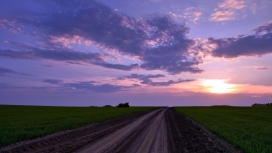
43, 79, 63, 84
209, 21, 272, 58
42, 78, 136, 93
0, 67, 32, 76
0, 42, 138, 71
118, 74, 194, 86
254, 21, 272, 34
65, 81, 129, 93
255, 66, 271, 71
97, 63, 139, 71
0, 0, 202, 74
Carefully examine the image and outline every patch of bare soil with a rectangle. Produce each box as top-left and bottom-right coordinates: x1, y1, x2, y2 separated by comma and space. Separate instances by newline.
165, 108, 242, 153
0, 108, 241, 153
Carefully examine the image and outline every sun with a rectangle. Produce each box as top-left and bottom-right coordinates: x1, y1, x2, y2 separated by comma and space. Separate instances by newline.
202, 79, 235, 94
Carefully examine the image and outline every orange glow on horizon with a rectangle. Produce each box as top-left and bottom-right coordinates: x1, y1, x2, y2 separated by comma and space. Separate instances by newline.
202, 79, 236, 94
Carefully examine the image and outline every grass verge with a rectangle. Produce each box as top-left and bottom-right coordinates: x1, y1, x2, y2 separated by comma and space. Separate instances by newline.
175, 106, 272, 153
0, 105, 155, 147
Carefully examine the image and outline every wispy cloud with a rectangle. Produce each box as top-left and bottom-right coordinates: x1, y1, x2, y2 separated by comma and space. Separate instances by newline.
64, 81, 132, 93
149, 0, 161, 2
0, 41, 138, 71
254, 21, 272, 34
118, 74, 194, 86
254, 66, 271, 71
218, 0, 245, 9
0, 19, 21, 34
0, 67, 32, 76
168, 7, 202, 24
210, 0, 245, 22
43, 79, 63, 84
50, 35, 92, 48
184, 7, 202, 23
42, 79, 136, 93
210, 10, 235, 21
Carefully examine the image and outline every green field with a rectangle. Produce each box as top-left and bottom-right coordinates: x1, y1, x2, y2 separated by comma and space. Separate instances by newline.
175, 106, 272, 153
0, 105, 155, 147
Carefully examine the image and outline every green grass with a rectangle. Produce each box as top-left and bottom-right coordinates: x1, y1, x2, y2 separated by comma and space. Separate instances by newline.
0, 105, 155, 147
175, 106, 272, 153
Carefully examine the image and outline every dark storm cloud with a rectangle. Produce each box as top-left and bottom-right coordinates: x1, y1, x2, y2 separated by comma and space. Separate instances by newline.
1, 0, 202, 74
118, 74, 194, 86
43, 79, 63, 84
209, 21, 272, 58
65, 81, 128, 93
0, 67, 31, 76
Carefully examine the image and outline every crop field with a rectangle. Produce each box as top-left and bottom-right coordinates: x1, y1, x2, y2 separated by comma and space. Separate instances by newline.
176, 106, 272, 153
0, 105, 155, 147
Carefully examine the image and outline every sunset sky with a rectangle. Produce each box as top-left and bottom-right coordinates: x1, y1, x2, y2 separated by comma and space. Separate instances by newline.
1, 0, 272, 106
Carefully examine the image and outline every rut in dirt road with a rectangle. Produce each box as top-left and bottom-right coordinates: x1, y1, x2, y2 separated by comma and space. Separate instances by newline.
78, 108, 167, 153
0, 108, 239, 153
78, 108, 227, 153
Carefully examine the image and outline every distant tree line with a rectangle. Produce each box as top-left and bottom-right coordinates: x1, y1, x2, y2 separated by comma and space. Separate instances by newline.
252, 103, 272, 107
103, 105, 112, 107
117, 102, 130, 107
211, 105, 232, 107
103, 102, 130, 107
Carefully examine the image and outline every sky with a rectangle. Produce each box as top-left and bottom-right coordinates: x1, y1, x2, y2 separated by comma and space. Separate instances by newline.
0, 0, 272, 106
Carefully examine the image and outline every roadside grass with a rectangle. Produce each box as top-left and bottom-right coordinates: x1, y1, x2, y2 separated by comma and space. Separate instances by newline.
0, 105, 155, 147
175, 106, 272, 153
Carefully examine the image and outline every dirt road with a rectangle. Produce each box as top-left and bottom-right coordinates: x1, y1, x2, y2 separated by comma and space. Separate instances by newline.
0, 108, 240, 153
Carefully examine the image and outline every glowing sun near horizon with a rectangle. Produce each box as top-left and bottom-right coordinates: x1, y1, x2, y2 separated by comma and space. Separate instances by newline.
202, 79, 236, 94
